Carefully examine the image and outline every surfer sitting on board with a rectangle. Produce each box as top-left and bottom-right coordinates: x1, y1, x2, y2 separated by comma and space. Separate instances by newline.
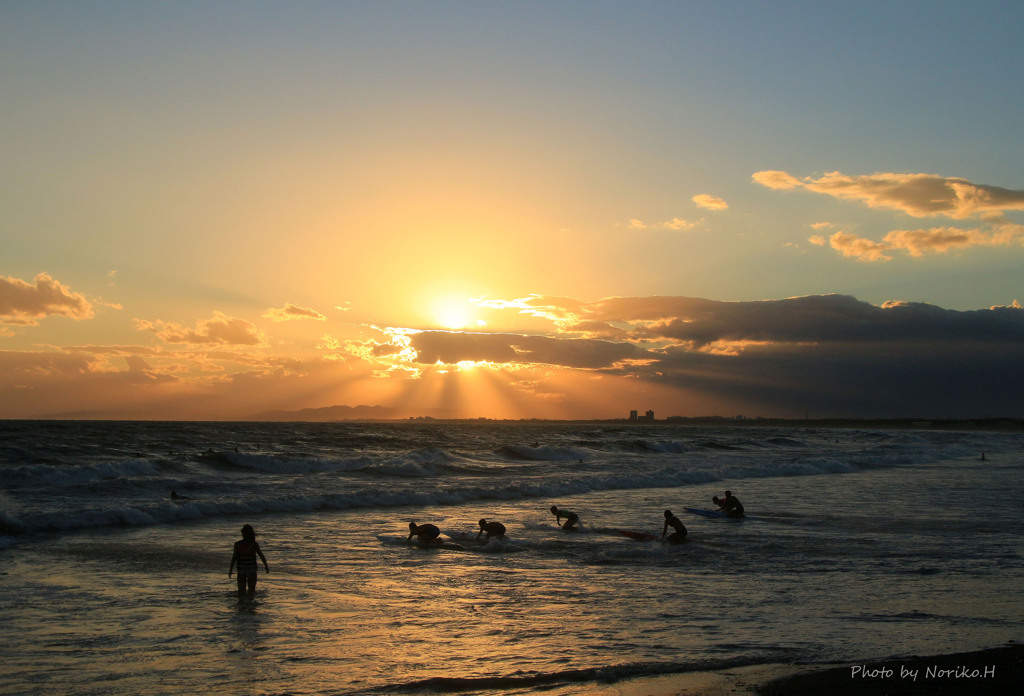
229, 524, 269, 596
550, 505, 579, 530
408, 522, 442, 544
477, 519, 507, 540
713, 490, 745, 519
662, 510, 688, 543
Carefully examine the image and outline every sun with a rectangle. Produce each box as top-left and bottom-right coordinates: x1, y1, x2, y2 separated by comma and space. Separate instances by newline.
433, 297, 485, 330
436, 301, 469, 329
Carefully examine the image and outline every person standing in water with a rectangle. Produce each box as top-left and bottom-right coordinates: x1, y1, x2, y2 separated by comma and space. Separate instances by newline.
229, 524, 269, 596
408, 522, 442, 544
661, 509, 688, 543
550, 505, 580, 530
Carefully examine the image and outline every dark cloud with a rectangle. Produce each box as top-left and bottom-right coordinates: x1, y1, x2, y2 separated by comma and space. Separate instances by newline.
526, 294, 1024, 347
432, 294, 1024, 418
647, 295, 1024, 346
643, 337, 1024, 419
410, 331, 649, 369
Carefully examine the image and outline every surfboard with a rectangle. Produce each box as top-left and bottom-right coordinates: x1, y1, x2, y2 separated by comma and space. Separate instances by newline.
376, 534, 466, 551
445, 531, 486, 544
686, 507, 725, 518
685, 507, 747, 520
617, 529, 657, 541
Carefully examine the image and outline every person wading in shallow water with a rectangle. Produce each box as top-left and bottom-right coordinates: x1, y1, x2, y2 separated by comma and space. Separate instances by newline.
229, 524, 269, 596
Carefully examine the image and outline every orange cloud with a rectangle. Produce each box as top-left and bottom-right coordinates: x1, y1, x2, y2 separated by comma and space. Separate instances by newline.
751, 170, 802, 190
818, 224, 1024, 262
692, 193, 728, 210
135, 311, 266, 346
263, 303, 327, 322
826, 231, 896, 262
0, 273, 94, 326
627, 217, 703, 231
754, 170, 1024, 219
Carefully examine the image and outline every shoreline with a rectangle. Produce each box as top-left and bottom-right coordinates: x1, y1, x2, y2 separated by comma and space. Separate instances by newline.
610, 644, 1024, 696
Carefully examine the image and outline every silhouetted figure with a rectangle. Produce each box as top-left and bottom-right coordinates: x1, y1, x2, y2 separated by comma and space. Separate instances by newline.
713, 490, 745, 519
408, 522, 442, 544
550, 505, 579, 530
477, 518, 506, 540
229, 524, 269, 596
662, 509, 688, 543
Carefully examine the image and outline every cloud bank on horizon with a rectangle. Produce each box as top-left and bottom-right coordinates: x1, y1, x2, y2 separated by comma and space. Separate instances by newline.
3, 274, 1023, 419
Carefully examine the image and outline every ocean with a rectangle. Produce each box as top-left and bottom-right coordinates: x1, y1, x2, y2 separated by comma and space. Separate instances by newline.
1, 420, 1021, 695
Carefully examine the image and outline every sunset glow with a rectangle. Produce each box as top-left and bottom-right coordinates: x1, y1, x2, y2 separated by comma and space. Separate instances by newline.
433, 298, 477, 331
2, 3, 1023, 421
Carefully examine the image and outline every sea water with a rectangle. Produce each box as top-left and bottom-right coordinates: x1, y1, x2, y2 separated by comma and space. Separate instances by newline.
1, 421, 1021, 695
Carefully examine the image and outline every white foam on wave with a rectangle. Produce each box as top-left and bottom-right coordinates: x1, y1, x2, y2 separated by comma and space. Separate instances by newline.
221, 451, 372, 474
0, 459, 164, 488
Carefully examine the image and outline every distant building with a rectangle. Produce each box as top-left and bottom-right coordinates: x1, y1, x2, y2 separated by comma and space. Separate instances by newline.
629, 410, 638, 421
629, 409, 655, 422
644, 410, 655, 422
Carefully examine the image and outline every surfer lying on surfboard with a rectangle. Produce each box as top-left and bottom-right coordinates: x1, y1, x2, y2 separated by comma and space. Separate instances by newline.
661, 509, 688, 543
477, 519, 507, 540
408, 522, 442, 545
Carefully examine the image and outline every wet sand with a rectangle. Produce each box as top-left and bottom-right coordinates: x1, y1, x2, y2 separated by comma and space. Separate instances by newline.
609, 644, 1024, 696
755, 644, 1023, 695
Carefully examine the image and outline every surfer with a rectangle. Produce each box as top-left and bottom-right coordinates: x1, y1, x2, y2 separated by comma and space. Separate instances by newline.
408, 522, 442, 545
661, 509, 688, 543
550, 505, 579, 530
477, 518, 507, 540
713, 490, 745, 519
229, 524, 269, 596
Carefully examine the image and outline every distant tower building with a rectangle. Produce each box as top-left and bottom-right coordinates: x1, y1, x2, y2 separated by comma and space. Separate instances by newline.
629, 410, 638, 421
645, 410, 655, 421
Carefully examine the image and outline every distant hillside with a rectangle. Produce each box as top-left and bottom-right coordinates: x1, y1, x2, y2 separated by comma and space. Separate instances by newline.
249, 405, 397, 422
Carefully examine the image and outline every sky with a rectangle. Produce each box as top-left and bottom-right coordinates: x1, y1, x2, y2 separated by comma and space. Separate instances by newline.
2, 1, 1023, 421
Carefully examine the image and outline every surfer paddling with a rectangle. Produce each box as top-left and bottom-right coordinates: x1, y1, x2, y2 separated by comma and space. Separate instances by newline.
477, 518, 506, 540
550, 505, 580, 530
661, 509, 688, 543
229, 524, 269, 596
408, 522, 442, 545
713, 490, 745, 519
